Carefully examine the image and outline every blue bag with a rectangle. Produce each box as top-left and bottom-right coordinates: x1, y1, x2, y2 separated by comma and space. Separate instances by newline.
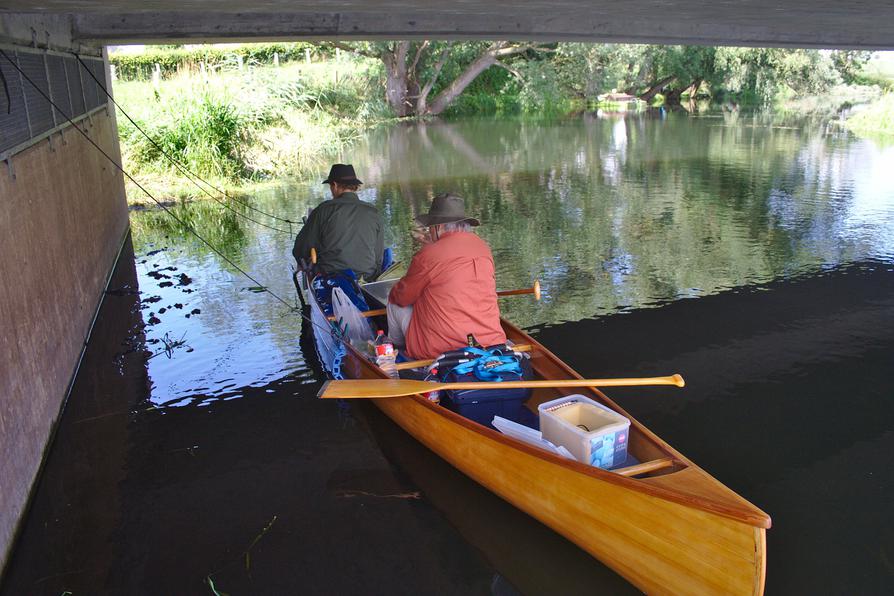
312, 270, 369, 316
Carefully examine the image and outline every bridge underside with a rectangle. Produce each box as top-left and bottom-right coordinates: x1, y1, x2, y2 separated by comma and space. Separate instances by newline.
5, 1, 894, 50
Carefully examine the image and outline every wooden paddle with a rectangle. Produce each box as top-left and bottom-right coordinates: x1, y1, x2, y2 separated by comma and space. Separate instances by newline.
326, 283, 543, 321
318, 374, 685, 399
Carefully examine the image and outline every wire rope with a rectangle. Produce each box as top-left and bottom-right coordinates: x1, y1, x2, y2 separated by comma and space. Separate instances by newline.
73, 53, 300, 235
1, 49, 339, 338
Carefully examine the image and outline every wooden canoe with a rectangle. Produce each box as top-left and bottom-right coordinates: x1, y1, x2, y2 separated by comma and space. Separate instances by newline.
299, 273, 771, 595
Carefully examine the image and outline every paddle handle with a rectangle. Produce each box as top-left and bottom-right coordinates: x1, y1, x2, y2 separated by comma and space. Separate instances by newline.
497, 280, 541, 300
439, 375, 685, 391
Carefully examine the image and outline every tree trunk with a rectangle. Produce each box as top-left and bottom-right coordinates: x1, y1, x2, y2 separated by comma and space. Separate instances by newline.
684, 78, 703, 98
423, 50, 499, 116
664, 87, 683, 105
639, 75, 676, 102
382, 42, 411, 117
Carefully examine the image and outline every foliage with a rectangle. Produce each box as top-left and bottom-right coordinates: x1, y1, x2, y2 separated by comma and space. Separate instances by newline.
115, 43, 892, 204
831, 50, 875, 84
115, 61, 389, 198
844, 93, 894, 139
324, 41, 552, 116
122, 94, 247, 179
110, 43, 329, 80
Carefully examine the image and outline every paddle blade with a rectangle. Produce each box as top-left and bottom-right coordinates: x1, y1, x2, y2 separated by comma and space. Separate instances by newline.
318, 379, 438, 399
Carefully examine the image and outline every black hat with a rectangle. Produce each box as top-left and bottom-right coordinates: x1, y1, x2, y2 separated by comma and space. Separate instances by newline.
322, 164, 363, 186
415, 193, 480, 227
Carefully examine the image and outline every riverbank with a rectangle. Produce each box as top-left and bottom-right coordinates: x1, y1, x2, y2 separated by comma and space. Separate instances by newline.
114, 59, 392, 204
114, 46, 894, 205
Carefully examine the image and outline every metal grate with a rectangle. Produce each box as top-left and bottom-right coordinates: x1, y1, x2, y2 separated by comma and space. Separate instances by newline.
47, 55, 71, 123
64, 55, 85, 118
0, 48, 106, 158
0, 53, 30, 153
87, 58, 107, 110
80, 57, 99, 110
19, 51, 54, 138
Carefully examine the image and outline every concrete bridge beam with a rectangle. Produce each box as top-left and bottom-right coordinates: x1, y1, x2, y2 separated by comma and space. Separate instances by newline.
66, 9, 894, 50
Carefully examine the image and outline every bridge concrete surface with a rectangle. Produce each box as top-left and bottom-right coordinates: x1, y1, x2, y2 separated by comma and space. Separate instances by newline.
1, 0, 893, 580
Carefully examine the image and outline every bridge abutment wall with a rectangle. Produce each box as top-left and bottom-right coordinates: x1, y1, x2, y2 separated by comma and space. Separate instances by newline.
0, 14, 128, 573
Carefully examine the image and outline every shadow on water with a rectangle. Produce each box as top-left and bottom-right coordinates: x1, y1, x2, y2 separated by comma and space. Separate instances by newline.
2, 239, 504, 595
537, 260, 894, 594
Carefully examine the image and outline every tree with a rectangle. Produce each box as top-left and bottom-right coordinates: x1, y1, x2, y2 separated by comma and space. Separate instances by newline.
830, 50, 874, 84
325, 41, 549, 117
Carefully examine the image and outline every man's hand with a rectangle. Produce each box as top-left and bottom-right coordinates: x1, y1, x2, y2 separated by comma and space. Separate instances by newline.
411, 225, 432, 247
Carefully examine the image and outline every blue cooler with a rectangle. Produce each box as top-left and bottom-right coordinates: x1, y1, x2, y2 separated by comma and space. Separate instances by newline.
439, 356, 536, 429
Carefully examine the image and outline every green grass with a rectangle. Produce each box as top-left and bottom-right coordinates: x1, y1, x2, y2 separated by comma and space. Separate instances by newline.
844, 93, 894, 140
113, 60, 391, 203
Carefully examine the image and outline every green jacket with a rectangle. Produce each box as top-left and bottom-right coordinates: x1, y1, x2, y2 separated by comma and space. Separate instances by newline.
292, 192, 384, 280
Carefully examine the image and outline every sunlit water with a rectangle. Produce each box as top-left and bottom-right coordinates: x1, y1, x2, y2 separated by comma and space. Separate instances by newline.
4, 110, 894, 594
132, 111, 894, 407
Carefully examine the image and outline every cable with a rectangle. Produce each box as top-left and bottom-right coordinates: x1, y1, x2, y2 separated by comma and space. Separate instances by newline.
1, 48, 338, 338
72, 53, 300, 234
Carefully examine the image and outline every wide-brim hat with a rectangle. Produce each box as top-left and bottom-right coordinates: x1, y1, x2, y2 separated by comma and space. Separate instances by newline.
415, 193, 480, 227
322, 163, 362, 186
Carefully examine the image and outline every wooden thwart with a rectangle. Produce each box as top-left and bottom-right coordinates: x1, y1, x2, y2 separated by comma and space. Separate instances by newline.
318, 374, 685, 399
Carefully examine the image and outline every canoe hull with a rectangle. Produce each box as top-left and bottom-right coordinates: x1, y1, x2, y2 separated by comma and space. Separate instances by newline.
302, 272, 767, 594
343, 347, 766, 595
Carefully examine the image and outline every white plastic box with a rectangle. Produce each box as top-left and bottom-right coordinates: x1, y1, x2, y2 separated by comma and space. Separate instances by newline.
538, 394, 630, 469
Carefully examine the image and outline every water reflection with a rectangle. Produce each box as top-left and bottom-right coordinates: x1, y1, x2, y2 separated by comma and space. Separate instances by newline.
128, 112, 894, 406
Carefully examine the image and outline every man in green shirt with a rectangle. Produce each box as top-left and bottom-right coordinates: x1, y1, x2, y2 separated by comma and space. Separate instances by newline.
293, 164, 385, 280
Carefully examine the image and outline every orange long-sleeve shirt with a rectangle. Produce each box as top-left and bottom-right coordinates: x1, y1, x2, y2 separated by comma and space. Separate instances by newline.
388, 231, 507, 359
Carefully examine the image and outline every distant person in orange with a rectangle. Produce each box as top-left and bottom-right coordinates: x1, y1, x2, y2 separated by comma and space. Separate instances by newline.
387, 193, 506, 359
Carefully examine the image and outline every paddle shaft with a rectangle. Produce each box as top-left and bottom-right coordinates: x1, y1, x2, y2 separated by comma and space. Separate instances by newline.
319, 374, 685, 399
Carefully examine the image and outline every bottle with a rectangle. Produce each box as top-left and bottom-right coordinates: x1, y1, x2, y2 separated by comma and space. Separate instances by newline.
374, 330, 399, 379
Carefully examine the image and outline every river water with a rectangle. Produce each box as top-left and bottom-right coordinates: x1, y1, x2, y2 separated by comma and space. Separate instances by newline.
3, 110, 894, 594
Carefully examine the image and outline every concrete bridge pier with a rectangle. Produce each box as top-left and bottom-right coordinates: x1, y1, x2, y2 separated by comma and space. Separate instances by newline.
0, 13, 129, 572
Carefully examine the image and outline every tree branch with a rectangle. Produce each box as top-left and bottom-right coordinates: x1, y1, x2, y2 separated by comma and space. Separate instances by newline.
409, 40, 430, 76
421, 48, 450, 96
321, 41, 379, 60
493, 61, 523, 81
492, 43, 554, 57
417, 46, 451, 112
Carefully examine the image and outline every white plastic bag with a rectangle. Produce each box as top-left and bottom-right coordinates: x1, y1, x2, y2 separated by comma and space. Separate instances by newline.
331, 287, 375, 348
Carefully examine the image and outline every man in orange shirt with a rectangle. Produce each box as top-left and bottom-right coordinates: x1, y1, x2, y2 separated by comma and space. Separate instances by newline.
387, 193, 506, 359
